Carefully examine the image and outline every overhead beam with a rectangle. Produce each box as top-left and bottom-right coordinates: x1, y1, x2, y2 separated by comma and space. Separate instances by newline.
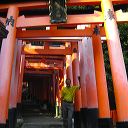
25, 55, 65, 60
20, 37, 84, 42
0, 0, 128, 11
17, 28, 97, 38
16, 11, 128, 28
0, 2, 48, 11
25, 66, 61, 70
16, 12, 103, 28
17, 28, 106, 38
25, 59, 63, 67
23, 46, 72, 55
25, 63, 63, 70
24, 69, 53, 75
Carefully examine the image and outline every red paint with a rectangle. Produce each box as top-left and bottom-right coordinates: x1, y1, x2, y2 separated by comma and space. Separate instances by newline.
0, 6, 19, 123
101, 0, 128, 121
72, 49, 82, 111
92, 25, 110, 118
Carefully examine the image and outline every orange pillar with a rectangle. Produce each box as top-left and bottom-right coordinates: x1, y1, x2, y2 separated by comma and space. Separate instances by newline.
52, 72, 56, 105
17, 54, 25, 104
101, 0, 128, 127
16, 54, 25, 118
66, 55, 73, 84
92, 25, 112, 128
9, 41, 22, 109
72, 43, 82, 128
0, 6, 19, 127
63, 60, 67, 86
8, 41, 22, 128
58, 69, 64, 108
54, 70, 60, 117
83, 37, 98, 128
78, 40, 87, 127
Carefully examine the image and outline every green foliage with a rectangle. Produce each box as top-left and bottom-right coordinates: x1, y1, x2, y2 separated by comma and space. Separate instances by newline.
67, 5, 101, 13
102, 43, 116, 110
118, 23, 128, 75
118, 23, 128, 51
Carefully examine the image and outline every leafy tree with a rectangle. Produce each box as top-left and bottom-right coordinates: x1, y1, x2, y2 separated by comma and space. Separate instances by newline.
118, 23, 128, 76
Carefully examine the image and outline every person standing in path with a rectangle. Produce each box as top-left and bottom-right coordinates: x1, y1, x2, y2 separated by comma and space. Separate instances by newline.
61, 77, 80, 128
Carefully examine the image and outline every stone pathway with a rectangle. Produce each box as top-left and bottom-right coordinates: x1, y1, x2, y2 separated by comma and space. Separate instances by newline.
21, 115, 63, 128
20, 101, 63, 128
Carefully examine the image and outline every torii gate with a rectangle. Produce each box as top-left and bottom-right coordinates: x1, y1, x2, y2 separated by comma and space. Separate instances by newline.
0, 0, 128, 128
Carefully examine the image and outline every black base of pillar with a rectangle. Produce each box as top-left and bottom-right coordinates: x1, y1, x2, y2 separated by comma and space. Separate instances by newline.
6, 119, 9, 128
80, 108, 88, 128
98, 118, 113, 128
17, 103, 22, 117
8, 108, 17, 128
86, 108, 98, 128
74, 111, 81, 128
17, 103, 22, 110
116, 121, 128, 128
0, 124, 6, 128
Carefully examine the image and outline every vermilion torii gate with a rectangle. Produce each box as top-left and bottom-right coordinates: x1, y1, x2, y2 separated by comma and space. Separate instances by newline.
0, 0, 128, 128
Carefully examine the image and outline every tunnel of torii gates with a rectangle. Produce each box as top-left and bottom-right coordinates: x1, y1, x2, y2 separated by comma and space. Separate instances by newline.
0, 0, 128, 128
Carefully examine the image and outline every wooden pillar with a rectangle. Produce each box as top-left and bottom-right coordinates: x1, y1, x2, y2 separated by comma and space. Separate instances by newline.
53, 72, 58, 117
54, 70, 61, 117
53, 72, 56, 105
83, 37, 99, 128
78, 40, 88, 128
101, 0, 128, 127
9, 41, 22, 108
92, 25, 112, 128
17, 55, 25, 106
66, 55, 73, 84
58, 69, 64, 117
58, 69, 64, 111
72, 43, 82, 128
63, 59, 67, 87
8, 41, 22, 128
65, 42, 73, 84
7, 43, 18, 128
0, 6, 19, 127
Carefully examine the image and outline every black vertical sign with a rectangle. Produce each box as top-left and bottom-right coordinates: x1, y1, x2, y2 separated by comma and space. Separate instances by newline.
49, 0, 67, 23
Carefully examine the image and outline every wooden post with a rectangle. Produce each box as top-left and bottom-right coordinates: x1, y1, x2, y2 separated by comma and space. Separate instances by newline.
9, 41, 22, 108
83, 37, 99, 128
66, 55, 73, 84
0, 6, 19, 127
101, 0, 128, 127
92, 25, 112, 128
72, 42, 82, 128
8, 41, 22, 128
17, 55, 25, 104
78, 40, 88, 128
